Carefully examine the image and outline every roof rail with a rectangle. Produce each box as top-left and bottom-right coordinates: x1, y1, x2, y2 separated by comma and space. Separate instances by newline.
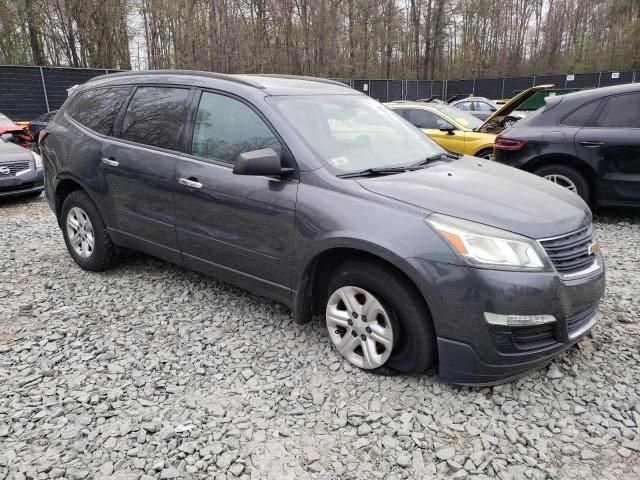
88, 69, 265, 89
242, 74, 350, 88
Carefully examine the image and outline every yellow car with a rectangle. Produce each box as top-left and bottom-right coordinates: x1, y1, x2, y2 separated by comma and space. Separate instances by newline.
385, 85, 551, 159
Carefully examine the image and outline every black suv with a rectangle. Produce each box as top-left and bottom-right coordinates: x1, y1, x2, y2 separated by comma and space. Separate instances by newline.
494, 83, 640, 208
40, 71, 605, 385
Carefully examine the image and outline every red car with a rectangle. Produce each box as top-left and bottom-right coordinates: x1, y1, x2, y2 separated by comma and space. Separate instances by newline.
0, 113, 34, 149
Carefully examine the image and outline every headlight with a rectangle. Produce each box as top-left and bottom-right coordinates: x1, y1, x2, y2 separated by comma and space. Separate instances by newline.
31, 151, 43, 169
426, 214, 548, 270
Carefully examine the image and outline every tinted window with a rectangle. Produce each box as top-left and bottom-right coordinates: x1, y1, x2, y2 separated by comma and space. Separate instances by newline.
391, 108, 408, 119
456, 102, 472, 111
408, 109, 446, 129
192, 91, 280, 164
119, 87, 190, 150
67, 87, 130, 135
594, 93, 640, 128
561, 100, 601, 127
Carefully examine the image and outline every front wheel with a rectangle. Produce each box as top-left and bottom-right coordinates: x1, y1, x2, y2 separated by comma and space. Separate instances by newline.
325, 260, 436, 374
534, 164, 590, 204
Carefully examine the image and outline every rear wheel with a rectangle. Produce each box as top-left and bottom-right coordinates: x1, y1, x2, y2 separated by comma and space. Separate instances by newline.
534, 164, 590, 204
475, 149, 494, 160
61, 190, 118, 271
502, 117, 518, 128
325, 260, 436, 374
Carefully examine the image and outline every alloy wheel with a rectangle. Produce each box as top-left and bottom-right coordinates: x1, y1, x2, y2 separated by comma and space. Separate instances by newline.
66, 206, 95, 258
326, 286, 394, 369
543, 174, 578, 193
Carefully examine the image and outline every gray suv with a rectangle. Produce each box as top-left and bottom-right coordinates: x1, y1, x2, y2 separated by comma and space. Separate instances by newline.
40, 71, 605, 385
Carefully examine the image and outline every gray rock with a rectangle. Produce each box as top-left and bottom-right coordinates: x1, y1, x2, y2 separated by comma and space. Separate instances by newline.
436, 447, 456, 461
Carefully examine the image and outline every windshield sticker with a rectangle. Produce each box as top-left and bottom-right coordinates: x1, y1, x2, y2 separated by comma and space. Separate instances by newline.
455, 118, 469, 126
331, 156, 349, 166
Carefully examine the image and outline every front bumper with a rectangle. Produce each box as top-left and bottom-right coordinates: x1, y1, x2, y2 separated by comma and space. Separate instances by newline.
0, 168, 44, 198
408, 255, 605, 385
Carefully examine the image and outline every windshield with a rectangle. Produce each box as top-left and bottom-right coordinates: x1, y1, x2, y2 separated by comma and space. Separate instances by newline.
435, 105, 484, 130
267, 95, 445, 173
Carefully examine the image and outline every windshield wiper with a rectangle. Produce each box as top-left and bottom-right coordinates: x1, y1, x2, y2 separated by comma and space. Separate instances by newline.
337, 152, 461, 179
337, 165, 424, 179
411, 152, 461, 167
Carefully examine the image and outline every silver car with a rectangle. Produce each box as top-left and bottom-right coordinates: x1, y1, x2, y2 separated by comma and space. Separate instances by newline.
450, 96, 526, 127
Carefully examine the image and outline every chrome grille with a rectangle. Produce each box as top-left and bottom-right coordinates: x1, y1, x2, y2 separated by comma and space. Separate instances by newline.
539, 225, 595, 274
0, 161, 31, 176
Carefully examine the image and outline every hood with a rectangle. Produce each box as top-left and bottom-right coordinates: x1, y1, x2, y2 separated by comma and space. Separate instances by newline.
0, 141, 32, 160
478, 84, 553, 131
357, 156, 590, 239
0, 125, 27, 134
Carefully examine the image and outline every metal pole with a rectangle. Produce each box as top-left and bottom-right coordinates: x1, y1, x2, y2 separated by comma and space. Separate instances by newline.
386, 80, 389, 103
501, 78, 505, 99
39, 66, 50, 112
597, 72, 602, 88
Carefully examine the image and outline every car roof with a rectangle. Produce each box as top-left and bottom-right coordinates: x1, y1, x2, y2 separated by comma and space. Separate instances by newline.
452, 97, 491, 103
81, 70, 358, 96
386, 101, 450, 111
558, 82, 640, 102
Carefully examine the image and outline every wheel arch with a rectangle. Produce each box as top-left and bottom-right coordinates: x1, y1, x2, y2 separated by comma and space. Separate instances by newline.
54, 175, 104, 228
293, 243, 436, 332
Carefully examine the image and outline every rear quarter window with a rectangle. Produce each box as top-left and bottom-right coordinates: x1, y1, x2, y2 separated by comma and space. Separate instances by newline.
560, 100, 601, 127
66, 87, 131, 136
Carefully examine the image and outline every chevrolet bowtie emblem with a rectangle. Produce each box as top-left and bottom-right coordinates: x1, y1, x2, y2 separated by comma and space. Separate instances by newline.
588, 240, 601, 255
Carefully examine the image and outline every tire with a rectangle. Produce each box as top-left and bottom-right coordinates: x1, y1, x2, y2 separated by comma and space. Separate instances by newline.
534, 164, 590, 204
325, 260, 436, 374
61, 190, 118, 271
502, 117, 518, 128
475, 149, 494, 160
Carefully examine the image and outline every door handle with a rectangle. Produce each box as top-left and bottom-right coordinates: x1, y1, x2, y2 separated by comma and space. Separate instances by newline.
101, 157, 119, 167
579, 141, 604, 148
178, 177, 203, 189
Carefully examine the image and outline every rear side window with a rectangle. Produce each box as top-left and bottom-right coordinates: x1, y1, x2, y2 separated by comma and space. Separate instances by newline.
191, 91, 280, 164
66, 87, 130, 135
561, 100, 601, 127
390, 108, 408, 119
408, 109, 446, 129
594, 93, 640, 128
474, 101, 493, 112
119, 86, 190, 150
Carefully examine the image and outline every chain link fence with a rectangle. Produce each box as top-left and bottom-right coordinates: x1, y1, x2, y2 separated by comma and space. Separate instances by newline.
1, 65, 639, 120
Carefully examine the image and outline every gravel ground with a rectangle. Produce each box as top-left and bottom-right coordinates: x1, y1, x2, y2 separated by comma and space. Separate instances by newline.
1, 195, 639, 480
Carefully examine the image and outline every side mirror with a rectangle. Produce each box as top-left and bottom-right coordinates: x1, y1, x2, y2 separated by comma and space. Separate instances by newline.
0, 133, 13, 143
439, 122, 455, 135
233, 148, 294, 176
